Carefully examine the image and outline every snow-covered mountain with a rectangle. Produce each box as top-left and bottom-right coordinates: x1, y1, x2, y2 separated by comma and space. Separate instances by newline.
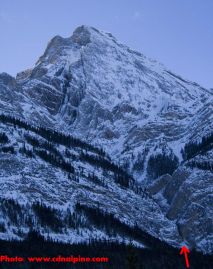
0, 25, 212, 253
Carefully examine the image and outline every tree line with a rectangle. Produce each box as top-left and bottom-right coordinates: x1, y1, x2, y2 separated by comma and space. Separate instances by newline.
147, 153, 179, 179
182, 133, 213, 160
0, 114, 106, 156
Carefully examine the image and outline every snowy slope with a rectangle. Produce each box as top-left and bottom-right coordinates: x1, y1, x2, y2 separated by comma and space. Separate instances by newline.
0, 116, 181, 248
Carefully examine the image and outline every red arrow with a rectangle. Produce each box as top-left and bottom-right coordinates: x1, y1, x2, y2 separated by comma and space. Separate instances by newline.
180, 246, 190, 268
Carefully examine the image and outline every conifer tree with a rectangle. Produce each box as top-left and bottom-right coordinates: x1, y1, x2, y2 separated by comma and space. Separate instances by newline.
125, 242, 140, 269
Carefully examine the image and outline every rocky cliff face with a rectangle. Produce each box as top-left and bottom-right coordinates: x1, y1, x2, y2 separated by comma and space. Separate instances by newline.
0, 25, 212, 253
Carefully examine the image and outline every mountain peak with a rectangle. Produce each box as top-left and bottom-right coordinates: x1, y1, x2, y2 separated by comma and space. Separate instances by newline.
70, 25, 118, 46
70, 25, 93, 46
39, 26, 103, 63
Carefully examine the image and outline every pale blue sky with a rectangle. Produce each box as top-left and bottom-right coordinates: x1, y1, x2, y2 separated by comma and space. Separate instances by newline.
0, 0, 212, 88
